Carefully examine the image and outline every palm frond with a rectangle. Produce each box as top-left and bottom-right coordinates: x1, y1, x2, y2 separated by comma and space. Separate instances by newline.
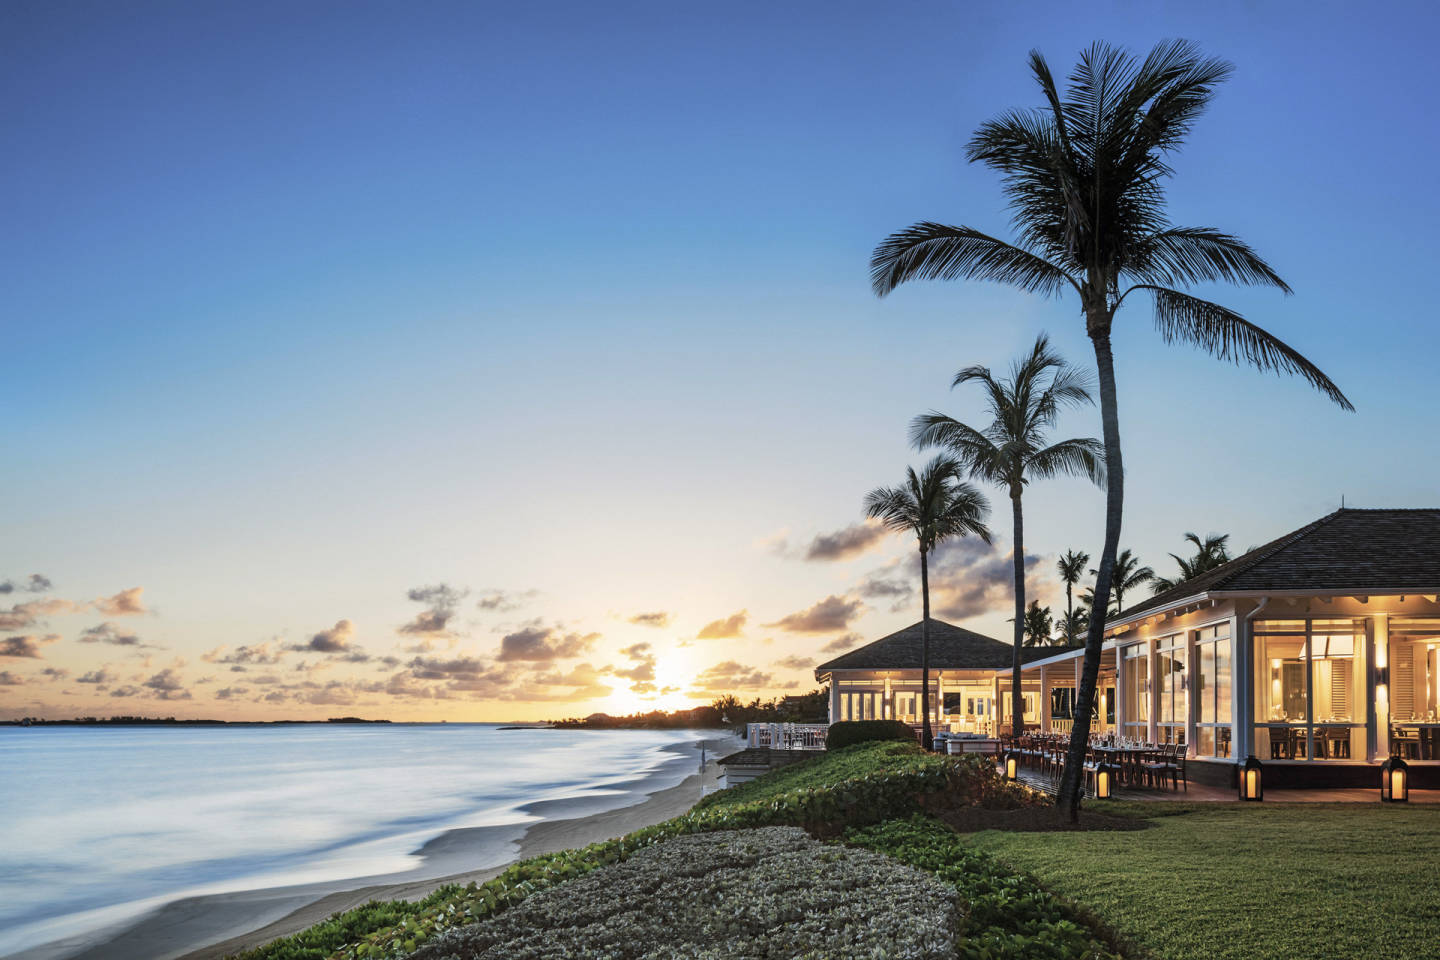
1139, 285, 1354, 410
869, 222, 1077, 298
1026, 437, 1106, 486
1129, 227, 1291, 291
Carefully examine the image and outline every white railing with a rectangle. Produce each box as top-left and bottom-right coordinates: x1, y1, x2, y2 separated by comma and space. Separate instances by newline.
746, 722, 829, 750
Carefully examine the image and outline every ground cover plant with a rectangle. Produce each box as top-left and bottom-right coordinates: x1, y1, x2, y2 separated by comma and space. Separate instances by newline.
966, 802, 1440, 960
239, 742, 1034, 960
845, 815, 1122, 960
824, 718, 919, 750
405, 827, 962, 960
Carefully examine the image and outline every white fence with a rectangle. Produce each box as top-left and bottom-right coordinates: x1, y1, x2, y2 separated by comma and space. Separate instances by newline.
745, 722, 828, 751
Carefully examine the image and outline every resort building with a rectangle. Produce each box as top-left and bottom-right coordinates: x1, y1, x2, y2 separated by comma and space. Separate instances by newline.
815, 508, 1440, 788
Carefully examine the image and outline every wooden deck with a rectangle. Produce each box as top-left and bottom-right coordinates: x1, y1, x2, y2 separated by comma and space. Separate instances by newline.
1012, 767, 1440, 803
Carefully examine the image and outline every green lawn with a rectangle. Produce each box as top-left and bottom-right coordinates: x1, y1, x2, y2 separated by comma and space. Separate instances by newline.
966, 802, 1440, 960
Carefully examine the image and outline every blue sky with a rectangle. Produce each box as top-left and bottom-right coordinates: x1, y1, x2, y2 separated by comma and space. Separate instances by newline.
4, 0, 1438, 719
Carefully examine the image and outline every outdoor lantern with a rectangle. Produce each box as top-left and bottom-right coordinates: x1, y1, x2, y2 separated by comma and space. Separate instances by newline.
1004, 751, 1019, 781
1094, 762, 1116, 800
1239, 755, 1263, 801
1380, 756, 1409, 803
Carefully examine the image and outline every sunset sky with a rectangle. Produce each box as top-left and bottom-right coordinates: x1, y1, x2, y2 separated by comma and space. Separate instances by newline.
5, 1, 1438, 721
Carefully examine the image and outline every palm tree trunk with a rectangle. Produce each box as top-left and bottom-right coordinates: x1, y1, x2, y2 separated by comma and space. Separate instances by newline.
1058, 327, 1124, 820
1065, 581, 1074, 644
920, 546, 932, 749
1010, 489, 1025, 742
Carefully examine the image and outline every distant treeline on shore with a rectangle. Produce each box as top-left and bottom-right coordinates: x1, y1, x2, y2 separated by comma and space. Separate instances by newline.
552, 689, 828, 730
3, 716, 391, 726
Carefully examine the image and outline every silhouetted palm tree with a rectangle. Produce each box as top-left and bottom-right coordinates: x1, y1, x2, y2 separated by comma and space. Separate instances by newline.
1091, 548, 1154, 613
911, 334, 1103, 740
1022, 601, 1055, 647
865, 456, 992, 747
1056, 549, 1089, 642
1151, 532, 1232, 592
869, 40, 1352, 816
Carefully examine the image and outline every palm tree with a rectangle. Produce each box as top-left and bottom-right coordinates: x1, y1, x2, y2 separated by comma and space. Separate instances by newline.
864, 456, 992, 748
1056, 549, 1089, 642
1058, 606, 1088, 646
911, 334, 1103, 741
1151, 532, 1232, 592
869, 41, 1352, 816
1093, 548, 1154, 612
1022, 601, 1054, 646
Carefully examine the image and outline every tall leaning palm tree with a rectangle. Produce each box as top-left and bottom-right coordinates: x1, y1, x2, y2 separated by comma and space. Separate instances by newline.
870, 41, 1352, 817
865, 456, 992, 748
1056, 549, 1089, 643
911, 334, 1104, 742
1093, 548, 1154, 613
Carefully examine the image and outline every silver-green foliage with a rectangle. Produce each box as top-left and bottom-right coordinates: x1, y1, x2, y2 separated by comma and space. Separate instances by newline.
405, 827, 961, 960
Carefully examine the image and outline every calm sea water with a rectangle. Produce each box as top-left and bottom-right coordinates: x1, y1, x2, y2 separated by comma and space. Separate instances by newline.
0, 724, 709, 955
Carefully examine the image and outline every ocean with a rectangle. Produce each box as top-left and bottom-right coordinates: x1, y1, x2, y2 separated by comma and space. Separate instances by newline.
0, 723, 712, 957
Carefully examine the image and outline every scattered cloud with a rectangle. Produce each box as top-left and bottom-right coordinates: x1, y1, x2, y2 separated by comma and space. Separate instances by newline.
93, 587, 147, 617
922, 539, 1048, 620
855, 563, 915, 613
202, 642, 286, 667
0, 574, 52, 595
754, 529, 791, 557
773, 654, 815, 670
496, 625, 598, 662
476, 589, 539, 612
696, 610, 747, 640
820, 632, 863, 653
626, 611, 672, 629
77, 667, 116, 685
692, 660, 772, 692
143, 667, 192, 700
400, 583, 468, 636
0, 671, 24, 685
0, 598, 81, 631
109, 685, 142, 698
612, 642, 656, 690
291, 619, 358, 654
78, 622, 150, 647
765, 595, 864, 634
41, 666, 69, 679
804, 520, 889, 562
1, 634, 60, 658
215, 686, 248, 700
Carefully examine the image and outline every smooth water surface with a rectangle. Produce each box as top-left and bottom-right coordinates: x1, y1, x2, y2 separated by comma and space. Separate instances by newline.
0, 724, 706, 954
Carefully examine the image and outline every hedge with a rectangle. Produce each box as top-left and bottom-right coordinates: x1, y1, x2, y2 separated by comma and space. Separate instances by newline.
825, 718, 918, 750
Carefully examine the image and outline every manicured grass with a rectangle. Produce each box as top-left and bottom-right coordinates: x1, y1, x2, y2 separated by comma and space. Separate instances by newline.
694, 740, 942, 809
966, 802, 1440, 960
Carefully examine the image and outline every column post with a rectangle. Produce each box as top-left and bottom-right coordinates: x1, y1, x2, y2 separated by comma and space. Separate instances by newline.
828, 676, 841, 725
1039, 665, 1050, 733
1147, 635, 1160, 746
1373, 614, 1389, 761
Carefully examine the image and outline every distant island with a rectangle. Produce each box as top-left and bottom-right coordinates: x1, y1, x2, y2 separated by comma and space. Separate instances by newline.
3, 715, 392, 726
550, 690, 826, 730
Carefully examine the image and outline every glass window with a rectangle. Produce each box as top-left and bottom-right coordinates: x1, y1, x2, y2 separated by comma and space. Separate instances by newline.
1195, 628, 1233, 757
1255, 619, 1364, 761
1157, 635, 1186, 743
1122, 643, 1149, 732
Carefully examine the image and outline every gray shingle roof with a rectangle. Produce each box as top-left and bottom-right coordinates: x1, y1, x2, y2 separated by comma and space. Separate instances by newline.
1118, 508, 1440, 621
814, 619, 1074, 678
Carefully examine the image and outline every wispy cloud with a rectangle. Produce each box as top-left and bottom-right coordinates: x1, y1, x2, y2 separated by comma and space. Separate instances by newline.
202, 642, 286, 667
692, 660, 772, 692
803, 519, 889, 562
820, 632, 863, 653
0, 671, 25, 686
290, 619, 358, 654
0, 574, 52, 595
696, 610, 747, 640
93, 587, 147, 617
626, 611, 672, 628
773, 654, 815, 670
400, 583, 468, 637
0, 598, 81, 631
496, 625, 598, 662
476, 589, 539, 612
765, 595, 864, 634
1, 634, 60, 658
78, 622, 155, 648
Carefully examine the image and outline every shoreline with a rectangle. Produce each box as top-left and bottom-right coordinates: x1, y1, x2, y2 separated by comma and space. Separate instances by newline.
14, 735, 738, 960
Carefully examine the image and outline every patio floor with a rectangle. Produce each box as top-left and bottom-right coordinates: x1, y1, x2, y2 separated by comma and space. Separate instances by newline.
1010, 767, 1440, 803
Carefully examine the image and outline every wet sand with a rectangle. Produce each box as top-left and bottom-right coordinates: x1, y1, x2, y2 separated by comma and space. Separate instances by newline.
17, 736, 735, 960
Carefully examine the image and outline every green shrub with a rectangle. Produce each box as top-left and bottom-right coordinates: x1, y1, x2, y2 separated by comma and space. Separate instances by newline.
844, 815, 1122, 960
242, 743, 1033, 960
825, 718, 918, 750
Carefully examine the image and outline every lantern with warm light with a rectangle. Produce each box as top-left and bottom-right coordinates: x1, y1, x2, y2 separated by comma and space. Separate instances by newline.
1239, 755, 1263, 801
1004, 751, 1019, 781
1094, 762, 1116, 800
1380, 756, 1409, 803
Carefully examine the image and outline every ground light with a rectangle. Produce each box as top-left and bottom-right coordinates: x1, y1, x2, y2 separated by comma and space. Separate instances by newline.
1380, 755, 1409, 802
1094, 762, 1116, 799
1239, 755, 1263, 801
1004, 751, 1019, 781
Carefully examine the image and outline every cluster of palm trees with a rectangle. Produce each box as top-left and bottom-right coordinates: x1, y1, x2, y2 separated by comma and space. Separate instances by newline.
863, 40, 1351, 819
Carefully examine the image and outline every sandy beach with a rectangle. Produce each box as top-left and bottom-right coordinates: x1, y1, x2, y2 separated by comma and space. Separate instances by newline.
16, 735, 736, 960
